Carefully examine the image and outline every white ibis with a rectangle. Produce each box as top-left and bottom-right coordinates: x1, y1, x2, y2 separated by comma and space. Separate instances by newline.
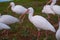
8, 2, 28, 21
56, 21, 60, 40
27, 7, 56, 40
44, 0, 60, 24
42, 5, 55, 14
42, 0, 57, 20
42, 5, 56, 20
0, 14, 20, 24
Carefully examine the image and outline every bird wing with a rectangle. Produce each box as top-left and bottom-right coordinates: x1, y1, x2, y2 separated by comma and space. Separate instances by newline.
0, 15, 19, 24
0, 23, 10, 30
52, 5, 60, 15
31, 15, 56, 32
42, 5, 54, 14
12, 5, 27, 14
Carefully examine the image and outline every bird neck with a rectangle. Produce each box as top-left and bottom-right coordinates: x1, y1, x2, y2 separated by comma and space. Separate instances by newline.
58, 21, 60, 29
28, 11, 33, 20
0, 14, 1, 17
50, 0, 56, 5
11, 4, 15, 9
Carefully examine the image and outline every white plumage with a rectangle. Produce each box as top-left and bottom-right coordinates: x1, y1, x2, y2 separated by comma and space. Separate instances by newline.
44, 5, 60, 15
56, 29, 60, 40
42, 0, 57, 14
10, 2, 27, 14
56, 22, 60, 40
0, 23, 10, 30
50, 0, 57, 5
28, 7, 56, 32
42, 5, 60, 15
51, 5, 60, 15
42, 5, 55, 14
0, 15, 20, 24
42, 0, 60, 15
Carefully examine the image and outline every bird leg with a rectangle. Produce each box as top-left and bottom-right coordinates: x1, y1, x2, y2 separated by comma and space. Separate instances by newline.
44, 31, 48, 40
19, 14, 25, 23
7, 5, 10, 11
2, 30, 9, 37
58, 16, 60, 27
47, 14, 50, 21
48, 15, 50, 19
19, 9, 29, 19
19, 9, 29, 23
5, 30, 9, 37
19, 14, 26, 23
37, 31, 41, 40
46, 0, 52, 5
3, 5, 10, 13
12, 12, 17, 16
58, 16, 60, 22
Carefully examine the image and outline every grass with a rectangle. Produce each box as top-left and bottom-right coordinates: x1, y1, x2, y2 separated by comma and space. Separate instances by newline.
0, 0, 60, 40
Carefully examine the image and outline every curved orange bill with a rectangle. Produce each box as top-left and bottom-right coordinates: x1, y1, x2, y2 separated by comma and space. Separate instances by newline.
7, 5, 10, 10
46, 0, 52, 5
19, 9, 29, 19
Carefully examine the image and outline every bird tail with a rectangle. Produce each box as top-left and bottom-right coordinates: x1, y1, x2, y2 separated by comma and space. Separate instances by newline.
50, 26, 56, 32
4, 26, 11, 30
